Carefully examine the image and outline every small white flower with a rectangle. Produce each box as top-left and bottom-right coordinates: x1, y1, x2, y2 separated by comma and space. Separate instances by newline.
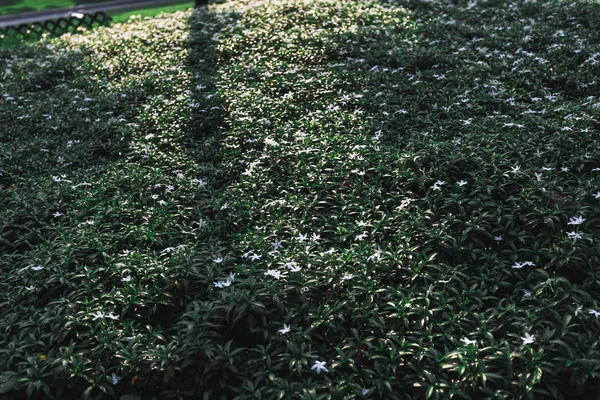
521, 332, 535, 344
18, 266, 30, 273
30, 265, 45, 271
510, 165, 520, 174
521, 290, 532, 298
567, 231, 583, 242
121, 276, 132, 282
278, 324, 291, 335
431, 184, 442, 191
213, 276, 233, 288
311, 233, 321, 243
220, 202, 229, 210
426, 284, 433, 297
285, 262, 301, 272
53, 211, 63, 218
361, 388, 371, 396
534, 172, 542, 182
250, 253, 262, 261
593, 192, 600, 199
575, 305, 583, 316
193, 179, 207, 188
265, 269, 282, 280
151, 194, 159, 200
154, 183, 163, 188
341, 274, 354, 281
311, 360, 328, 374
355, 232, 368, 241
158, 200, 167, 206
295, 233, 308, 243
106, 313, 119, 320
198, 218, 207, 228
213, 257, 223, 263
457, 180, 467, 187
567, 216, 585, 225
92, 311, 104, 321
494, 236, 503, 241
589, 309, 600, 318
460, 337, 476, 345
512, 261, 535, 269
561, 167, 569, 172
367, 251, 381, 262
111, 373, 120, 385
25, 285, 35, 291
272, 239, 283, 250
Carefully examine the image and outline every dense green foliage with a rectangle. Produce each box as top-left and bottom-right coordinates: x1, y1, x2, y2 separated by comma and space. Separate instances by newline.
1, 0, 600, 398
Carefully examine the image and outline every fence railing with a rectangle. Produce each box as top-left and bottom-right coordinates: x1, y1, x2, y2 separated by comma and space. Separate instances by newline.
0, 0, 205, 39
1, 12, 111, 38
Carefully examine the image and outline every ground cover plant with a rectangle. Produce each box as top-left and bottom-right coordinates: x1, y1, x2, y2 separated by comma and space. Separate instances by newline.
1, 0, 600, 398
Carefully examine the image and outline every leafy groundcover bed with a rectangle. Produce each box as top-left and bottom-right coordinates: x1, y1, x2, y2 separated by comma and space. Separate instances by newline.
2, 0, 600, 398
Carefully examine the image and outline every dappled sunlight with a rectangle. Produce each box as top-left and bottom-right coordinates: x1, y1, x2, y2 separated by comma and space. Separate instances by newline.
1, 0, 600, 398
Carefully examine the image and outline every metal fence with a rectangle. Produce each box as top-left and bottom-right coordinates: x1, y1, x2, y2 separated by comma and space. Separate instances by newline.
1, 12, 111, 38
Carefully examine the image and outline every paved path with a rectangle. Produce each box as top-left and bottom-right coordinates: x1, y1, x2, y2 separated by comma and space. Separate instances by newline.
0, 0, 191, 29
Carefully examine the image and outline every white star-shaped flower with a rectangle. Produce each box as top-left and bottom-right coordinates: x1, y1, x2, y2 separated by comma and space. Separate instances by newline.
30, 265, 45, 271
213, 257, 223, 263
593, 192, 600, 199
567, 216, 585, 225
53, 211, 63, 218
460, 337, 476, 345
272, 239, 283, 250
575, 305, 583, 316
521, 332, 535, 344
512, 261, 535, 269
264, 269, 282, 280
250, 253, 262, 261
285, 262, 301, 272
341, 274, 354, 281
106, 313, 119, 320
567, 231, 583, 242
311, 360, 328, 374
494, 236, 503, 241
457, 180, 467, 187
121, 276, 132, 282
92, 311, 105, 321
25, 285, 35, 291
295, 233, 308, 243
278, 324, 291, 335
198, 218, 207, 228
589, 309, 600, 318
